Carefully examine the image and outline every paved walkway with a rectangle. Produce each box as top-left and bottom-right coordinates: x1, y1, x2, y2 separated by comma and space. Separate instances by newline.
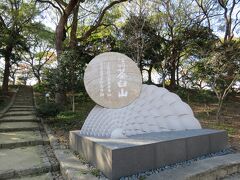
0, 86, 61, 179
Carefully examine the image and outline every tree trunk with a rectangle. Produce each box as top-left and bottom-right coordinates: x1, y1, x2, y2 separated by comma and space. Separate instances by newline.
55, 92, 67, 104
162, 71, 166, 88
72, 95, 75, 112
55, 0, 79, 104
12, 77, 15, 85
216, 97, 224, 124
33, 70, 42, 85
69, 2, 79, 48
37, 76, 41, 84
56, 0, 79, 56
2, 46, 13, 95
176, 58, 180, 86
147, 64, 153, 84
170, 61, 176, 90
56, 17, 67, 57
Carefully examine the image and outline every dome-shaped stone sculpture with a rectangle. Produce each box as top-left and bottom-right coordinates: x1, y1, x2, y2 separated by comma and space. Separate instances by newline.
80, 85, 202, 138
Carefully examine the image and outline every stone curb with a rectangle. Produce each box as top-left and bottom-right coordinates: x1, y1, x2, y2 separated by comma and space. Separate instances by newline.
41, 120, 98, 180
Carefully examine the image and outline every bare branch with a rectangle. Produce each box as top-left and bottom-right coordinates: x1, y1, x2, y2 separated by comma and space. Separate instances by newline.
79, 4, 98, 15
232, 4, 240, 32
78, 0, 128, 42
54, 0, 68, 7
222, 74, 238, 99
36, 0, 63, 15
218, 0, 227, 9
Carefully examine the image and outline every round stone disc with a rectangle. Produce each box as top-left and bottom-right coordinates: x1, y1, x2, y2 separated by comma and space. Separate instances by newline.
84, 52, 142, 109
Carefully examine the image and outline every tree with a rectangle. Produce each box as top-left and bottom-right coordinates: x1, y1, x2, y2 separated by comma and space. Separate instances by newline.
37, 0, 128, 104
207, 42, 240, 122
121, 14, 164, 84
24, 30, 56, 84
44, 48, 91, 95
0, 0, 42, 94
217, 0, 240, 42
194, 0, 240, 122
149, 0, 200, 89
9, 63, 19, 85
16, 63, 32, 85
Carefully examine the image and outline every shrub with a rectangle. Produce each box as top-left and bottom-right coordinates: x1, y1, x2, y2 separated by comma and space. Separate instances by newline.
36, 103, 64, 117
33, 83, 46, 93
174, 88, 217, 103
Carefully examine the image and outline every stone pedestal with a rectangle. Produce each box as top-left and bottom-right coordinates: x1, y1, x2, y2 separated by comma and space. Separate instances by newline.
70, 129, 228, 180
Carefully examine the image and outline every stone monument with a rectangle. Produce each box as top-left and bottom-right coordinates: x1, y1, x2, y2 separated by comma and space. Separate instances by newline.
70, 52, 228, 180
80, 84, 202, 138
84, 52, 142, 109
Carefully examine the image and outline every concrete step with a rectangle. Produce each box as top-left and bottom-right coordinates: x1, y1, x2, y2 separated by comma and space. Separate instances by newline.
1, 115, 37, 121
0, 122, 41, 132
14, 101, 33, 104
9, 108, 35, 112
13, 103, 33, 105
13, 104, 34, 107
10, 106, 35, 108
0, 119, 40, 123
4, 111, 35, 116
0, 131, 49, 149
223, 173, 240, 180
14, 100, 32, 102
15, 96, 33, 101
54, 149, 98, 180
146, 153, 240, 180
15, 96, 32, 98
9, 107, 35, 110
8, 108, 36, 112
0, 146, 52, 179
15, 97, 32, 99
11, 173, 54, 180
14, 101, 32, 102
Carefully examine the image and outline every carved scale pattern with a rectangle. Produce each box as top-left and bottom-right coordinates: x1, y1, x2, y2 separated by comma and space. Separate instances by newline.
80, 85, 202, 138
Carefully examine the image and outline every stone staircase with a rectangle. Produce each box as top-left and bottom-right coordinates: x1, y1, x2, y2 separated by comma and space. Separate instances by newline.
0, 86, 61, 179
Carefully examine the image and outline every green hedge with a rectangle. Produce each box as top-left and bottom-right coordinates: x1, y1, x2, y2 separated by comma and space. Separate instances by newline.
36, 103, 64, 117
